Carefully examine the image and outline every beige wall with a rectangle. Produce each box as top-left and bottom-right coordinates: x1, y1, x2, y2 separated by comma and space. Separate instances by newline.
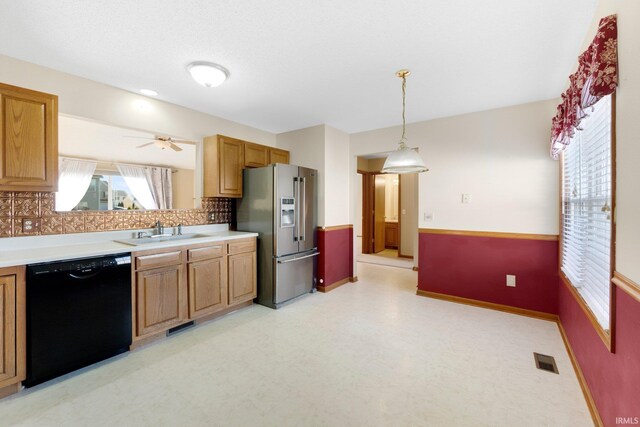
584, 1, 640, 282
324, 126, 351, 227
384, 174, 399, 221
350, 99, 560, 237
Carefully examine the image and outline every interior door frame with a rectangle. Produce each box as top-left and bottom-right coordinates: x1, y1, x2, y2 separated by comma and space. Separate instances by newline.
360, 171, 374, 254
360, 169, 403, 257
397, 175, 402, 256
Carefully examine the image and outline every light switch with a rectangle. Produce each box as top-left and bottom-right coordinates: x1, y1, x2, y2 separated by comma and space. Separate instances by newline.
424, 213, 434, 222
462, 193, 471, 204
506, 275, 516, 287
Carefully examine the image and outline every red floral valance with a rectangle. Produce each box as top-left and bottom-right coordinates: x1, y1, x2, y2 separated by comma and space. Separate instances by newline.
550, 14, 618, 159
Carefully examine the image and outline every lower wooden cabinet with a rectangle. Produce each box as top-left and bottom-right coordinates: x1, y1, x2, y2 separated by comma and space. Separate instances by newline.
228, 251, 257, 305
384, 222, 399, 249
0, 267, 25, 393
135, 264, 187, 337
132, 238, 256, 343
188, 255, 227, 318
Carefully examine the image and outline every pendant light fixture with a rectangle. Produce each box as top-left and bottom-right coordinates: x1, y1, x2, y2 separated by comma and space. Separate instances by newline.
381, 69, 428, 174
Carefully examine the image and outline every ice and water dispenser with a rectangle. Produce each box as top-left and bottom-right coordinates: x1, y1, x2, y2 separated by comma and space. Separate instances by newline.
280, 197, 295, 228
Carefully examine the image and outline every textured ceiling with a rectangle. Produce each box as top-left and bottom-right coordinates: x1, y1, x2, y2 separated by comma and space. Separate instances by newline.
0, 0, 596, 134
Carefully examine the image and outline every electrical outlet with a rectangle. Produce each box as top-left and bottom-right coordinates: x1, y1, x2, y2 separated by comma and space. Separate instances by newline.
462, 193, 471, 204
208, 212, 216, 221
506, 274, 516, 287
22, 217, 41, 233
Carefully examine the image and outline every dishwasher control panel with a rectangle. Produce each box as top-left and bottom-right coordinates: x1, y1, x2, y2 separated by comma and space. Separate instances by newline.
28, 253, 131, 274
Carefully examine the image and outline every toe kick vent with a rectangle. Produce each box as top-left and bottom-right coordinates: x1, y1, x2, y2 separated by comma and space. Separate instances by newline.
534, 352, 559, 374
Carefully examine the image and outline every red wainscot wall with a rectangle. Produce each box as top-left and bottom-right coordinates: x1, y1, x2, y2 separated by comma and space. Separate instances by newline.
559, 274, 640, 427
317, 225, 355, 292
417, 229, 559, 316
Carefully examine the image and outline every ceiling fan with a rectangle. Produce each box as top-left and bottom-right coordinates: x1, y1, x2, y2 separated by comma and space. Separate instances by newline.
124, 135, 195, 152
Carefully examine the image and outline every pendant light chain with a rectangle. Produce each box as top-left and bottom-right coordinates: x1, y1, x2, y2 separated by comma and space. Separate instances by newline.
401, 73, 407, 142
381, 68, 428, 174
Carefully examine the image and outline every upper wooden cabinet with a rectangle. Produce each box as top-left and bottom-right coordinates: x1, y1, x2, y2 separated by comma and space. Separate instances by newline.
203, 134, 289, 198
269, 148, 290, 165
0, 83, 58, 192
203, 135, 245, 198
244, 142, 269, 168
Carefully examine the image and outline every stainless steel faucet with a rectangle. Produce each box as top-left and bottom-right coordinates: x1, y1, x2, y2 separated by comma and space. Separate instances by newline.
175, 223, 183, 235
155, 221, 164, 235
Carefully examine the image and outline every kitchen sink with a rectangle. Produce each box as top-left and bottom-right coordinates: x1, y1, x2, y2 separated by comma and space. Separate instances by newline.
115, 233, 210, 246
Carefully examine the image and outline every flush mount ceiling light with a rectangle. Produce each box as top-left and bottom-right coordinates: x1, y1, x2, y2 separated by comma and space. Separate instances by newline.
187, 61, 229, 88
139, 89, 158, 96
381, 69, 428, 174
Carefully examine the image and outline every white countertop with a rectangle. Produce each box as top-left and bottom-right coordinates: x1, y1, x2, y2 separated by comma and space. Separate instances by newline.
0, 224, 258, 267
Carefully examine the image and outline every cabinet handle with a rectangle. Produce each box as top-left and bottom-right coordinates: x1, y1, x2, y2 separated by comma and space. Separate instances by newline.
300, 176, 305, 242
293, 177, 299, 242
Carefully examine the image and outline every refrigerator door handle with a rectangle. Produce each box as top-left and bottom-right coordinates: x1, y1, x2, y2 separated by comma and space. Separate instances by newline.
300, 176, 306, 242
276, 251, 319, 264
293, 177, 299, 242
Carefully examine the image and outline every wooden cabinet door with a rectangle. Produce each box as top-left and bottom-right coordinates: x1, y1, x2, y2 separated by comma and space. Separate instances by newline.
135, 264, 186, 337
218, 136, 244, 197
0, 83, 58, 192
188, 256, 227, 318
0, 274, 16, 383
269, 148, 290, 165
384, 222, 398, 248
228, 251, 256, 305
244, 142, 269, 168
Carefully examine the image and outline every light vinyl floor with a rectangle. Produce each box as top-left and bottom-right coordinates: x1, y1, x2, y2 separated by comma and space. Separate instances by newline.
0, 263, 591, 426
357, 249, 414, 269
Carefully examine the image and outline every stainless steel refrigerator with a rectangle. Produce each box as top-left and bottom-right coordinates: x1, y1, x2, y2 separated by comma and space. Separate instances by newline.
237, 164, 318, 309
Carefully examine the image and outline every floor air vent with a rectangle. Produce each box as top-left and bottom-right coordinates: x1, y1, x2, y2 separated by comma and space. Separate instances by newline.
167, 321, 195, 336
534, 352, 559, 374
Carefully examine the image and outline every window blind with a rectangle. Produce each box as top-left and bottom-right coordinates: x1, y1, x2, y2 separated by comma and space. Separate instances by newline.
561, 95, 612, 330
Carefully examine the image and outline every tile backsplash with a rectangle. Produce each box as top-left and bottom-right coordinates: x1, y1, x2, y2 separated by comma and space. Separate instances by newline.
0, 191, 234, 238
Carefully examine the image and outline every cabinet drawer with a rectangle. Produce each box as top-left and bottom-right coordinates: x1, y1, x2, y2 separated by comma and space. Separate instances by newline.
228, 238, 256, 255
135, 251, 183, 270
188, 245, 225, 261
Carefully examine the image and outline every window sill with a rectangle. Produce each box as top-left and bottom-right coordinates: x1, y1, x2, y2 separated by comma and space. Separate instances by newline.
560, 272, 614, 353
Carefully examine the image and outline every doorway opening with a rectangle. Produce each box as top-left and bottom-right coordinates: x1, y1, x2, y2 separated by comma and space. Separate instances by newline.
357, 155, 416, 269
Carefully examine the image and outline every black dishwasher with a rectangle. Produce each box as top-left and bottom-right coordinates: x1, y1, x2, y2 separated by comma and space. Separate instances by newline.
25, 253, 132, 388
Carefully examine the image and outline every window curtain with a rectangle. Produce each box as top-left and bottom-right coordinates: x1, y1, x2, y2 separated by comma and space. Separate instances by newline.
55, 158, 97, 211
146, 166, 172, 210
550, 14, 617, 159
115, 164, 158, 210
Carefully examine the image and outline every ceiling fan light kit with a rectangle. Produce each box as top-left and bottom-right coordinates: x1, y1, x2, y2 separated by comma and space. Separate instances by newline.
126, 135, 192, 152
381, 69, 429, 174
187, 61, 229, 88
